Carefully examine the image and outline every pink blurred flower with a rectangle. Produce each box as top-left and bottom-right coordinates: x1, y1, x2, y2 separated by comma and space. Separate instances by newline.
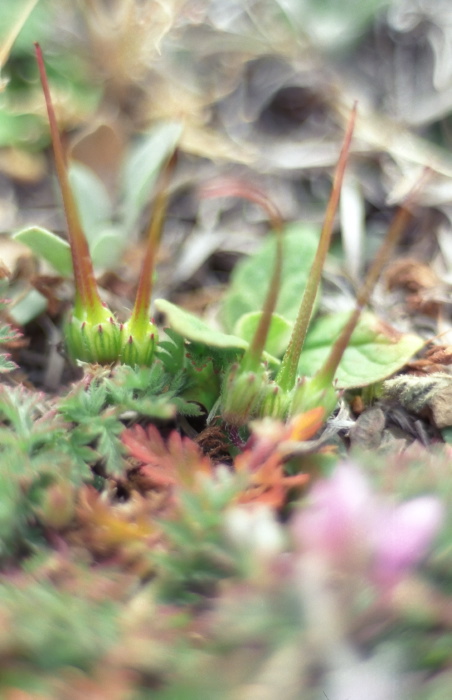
292, 462, 443, 590
371, 496, 443, 588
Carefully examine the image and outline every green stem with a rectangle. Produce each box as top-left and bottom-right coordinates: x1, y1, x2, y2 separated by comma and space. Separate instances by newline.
34, 43, 104, 321
277, 103, 357, 392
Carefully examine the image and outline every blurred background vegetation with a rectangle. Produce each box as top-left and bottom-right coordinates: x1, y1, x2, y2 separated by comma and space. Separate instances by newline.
3, 0, 452, 337
2, 2, 452, 699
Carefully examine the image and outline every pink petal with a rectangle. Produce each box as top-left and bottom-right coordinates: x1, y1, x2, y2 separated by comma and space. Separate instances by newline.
292, 463, 375, 557
372, 496, 443, 585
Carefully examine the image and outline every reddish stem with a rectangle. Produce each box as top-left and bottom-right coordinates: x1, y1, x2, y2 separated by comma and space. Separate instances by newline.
34, 43, 103, 319
200, 178, 284, 370
129, 151, 177, 333
318, 174, 428, 386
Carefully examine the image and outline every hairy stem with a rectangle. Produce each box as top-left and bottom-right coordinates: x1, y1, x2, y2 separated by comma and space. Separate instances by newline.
277, 103, 357, 392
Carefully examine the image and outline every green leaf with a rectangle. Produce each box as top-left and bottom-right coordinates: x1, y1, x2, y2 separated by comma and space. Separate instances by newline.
13, 222, 124, 276
68, 162, 113, 243
157, 328, 186, 374
9, 288, 48, 326
298, 311, 425, 389
155, 299, 249, 352
0, 311, 20, 373
441, 427, 452, 445
0, 113, 45, 149
121, 121, 182, 230
0, 580, 118, 671
0, 354, 17, 373
155, 301, 281, 376
13, 226, 72, 276
220, 223, 320, 332
233, 311, 293, 357
90, 226, 126, 270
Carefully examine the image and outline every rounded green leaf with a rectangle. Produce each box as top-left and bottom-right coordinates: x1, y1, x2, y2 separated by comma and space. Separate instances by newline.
9, 288, 47, 326
0, 113, 45, 149
220, 223, 320, 333
298, 311, 425, 389
155, 299, 248, 351
233, 311, 293, 357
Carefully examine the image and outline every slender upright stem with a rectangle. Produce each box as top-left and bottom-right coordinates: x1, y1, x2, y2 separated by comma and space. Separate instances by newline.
128, 151, 177, 334
35, 43, 103, 320
201, 179, 284, 371
243, 217, 282, 371
277, 103, 357, 392
317, 185, 425, 386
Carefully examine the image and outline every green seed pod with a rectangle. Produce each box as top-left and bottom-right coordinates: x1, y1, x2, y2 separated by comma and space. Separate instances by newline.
65, 307, 121, 364
221, 363, 268, 426
119, 318, 158, 366
290, 375, 338, 417
257, 382, 292, 421
35, 44, 167, 369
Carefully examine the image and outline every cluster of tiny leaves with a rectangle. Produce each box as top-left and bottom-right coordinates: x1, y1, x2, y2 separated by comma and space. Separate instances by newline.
0, 360, 199, 561
0, 288, 20, 373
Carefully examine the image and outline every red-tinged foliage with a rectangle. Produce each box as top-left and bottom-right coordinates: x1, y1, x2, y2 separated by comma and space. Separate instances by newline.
234, 408, 324, 507
287, 406, 326, 441
236, 455, 309, 508
122, 409, 325, 510
121, 423, 212, 491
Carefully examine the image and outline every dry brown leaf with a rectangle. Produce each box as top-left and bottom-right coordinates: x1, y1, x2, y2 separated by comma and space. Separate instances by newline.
333, 97, 452, 206
70, 121, 126, 194
0, 149, 46, 183
384, 258, 443, 317
82, 0, 189, 86
383, 373, 452, 429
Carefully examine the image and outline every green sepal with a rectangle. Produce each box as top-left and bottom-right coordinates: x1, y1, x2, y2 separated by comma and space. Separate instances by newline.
290, 374, 338, 417
221, 363, 268, 426
119, 319, 158, 366
257, 381, 292, 420
65, 307, 121, 364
